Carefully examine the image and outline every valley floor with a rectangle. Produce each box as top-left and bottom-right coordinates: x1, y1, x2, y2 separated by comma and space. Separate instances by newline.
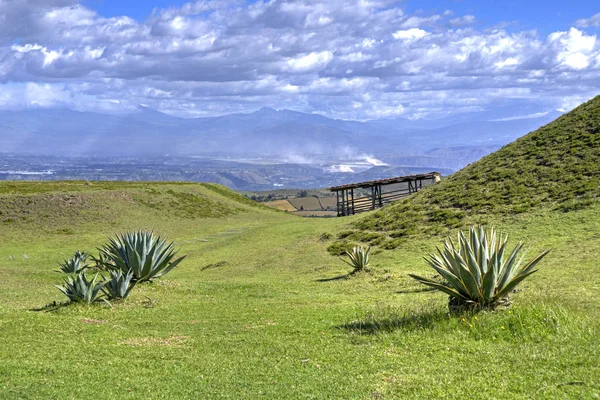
0, 182, 598, 399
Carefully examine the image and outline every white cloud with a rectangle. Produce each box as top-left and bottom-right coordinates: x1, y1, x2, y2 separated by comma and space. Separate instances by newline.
563, 52, 589, 69
495, 57, 519, 69
576, 12, 600, 28
392, 28, 429, 40
285, 51, 333, 72
549, 28, 597, 70
449, 15, 475, 27
0, 1, 598, 119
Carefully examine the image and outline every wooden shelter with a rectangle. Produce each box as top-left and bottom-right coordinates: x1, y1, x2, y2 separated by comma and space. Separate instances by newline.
329, 172, 441, 217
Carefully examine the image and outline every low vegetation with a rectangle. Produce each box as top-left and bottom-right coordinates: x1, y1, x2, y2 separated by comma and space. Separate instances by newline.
53, 230, 185, 305
103, 270, 136, 301
97, 230, 185, 283
56, 250, 89, 274
342, 245, 372, 273
0, 179, 598, 398
56, 272, 106, 304
410, 226, 550, 312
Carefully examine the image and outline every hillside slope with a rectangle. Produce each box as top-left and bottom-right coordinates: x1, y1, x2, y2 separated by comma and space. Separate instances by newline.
0, 181, 275, 241
333, 95, 600, 251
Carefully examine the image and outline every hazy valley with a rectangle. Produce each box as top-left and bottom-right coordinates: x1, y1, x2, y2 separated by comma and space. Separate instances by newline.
0, 105, 560, 190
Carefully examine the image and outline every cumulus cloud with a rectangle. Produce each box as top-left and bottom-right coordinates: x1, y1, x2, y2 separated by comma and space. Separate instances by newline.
449, 15, 476, 27
393, 28, 429, 40
576, 12, 600, 28
0, 0, 599, 119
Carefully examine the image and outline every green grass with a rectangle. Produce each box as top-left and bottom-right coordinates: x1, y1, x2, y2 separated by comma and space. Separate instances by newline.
0, 180, 599, 399
332, 95, 600, 251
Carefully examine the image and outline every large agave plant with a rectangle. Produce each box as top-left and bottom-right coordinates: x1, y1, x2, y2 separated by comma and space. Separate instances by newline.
57, 250, 89, 274
342, 245, 371, 272
56, 273, 106, 303
103, 270, 136, 300
98, 230, 185, 282
410, 226, 550, 310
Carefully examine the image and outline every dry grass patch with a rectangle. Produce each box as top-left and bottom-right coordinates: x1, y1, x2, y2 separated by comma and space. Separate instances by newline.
120, 335, 192, 347
265, 199, 297, 212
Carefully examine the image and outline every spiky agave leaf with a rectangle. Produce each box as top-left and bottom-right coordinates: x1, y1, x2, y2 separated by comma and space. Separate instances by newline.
341, 245, 371, 272
56, 250, 89, 274
410, 225, 550, 310
103, 270, 136, 300
56, 272, 106, 304
97, 230, 186, 282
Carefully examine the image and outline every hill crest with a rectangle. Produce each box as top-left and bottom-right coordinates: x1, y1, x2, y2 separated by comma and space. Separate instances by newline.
329, 94, 600, 253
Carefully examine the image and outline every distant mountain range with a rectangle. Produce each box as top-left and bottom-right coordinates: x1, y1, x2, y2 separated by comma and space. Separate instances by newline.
0, 106, 563, 167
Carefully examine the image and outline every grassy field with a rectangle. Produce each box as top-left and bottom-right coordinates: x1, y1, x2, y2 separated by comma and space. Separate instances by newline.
265, 199, 298, 212
265, 195, 338, 217
0, 180, 599, 399
288, 196, 337, 211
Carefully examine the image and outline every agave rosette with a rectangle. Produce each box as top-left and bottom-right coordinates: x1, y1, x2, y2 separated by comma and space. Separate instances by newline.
98, 230, 185, 282
103, 269, 136, 300
342, 245, 371, 272
57, 250, 89, 274
410, 226, 549, 308
56, 273, 106, 304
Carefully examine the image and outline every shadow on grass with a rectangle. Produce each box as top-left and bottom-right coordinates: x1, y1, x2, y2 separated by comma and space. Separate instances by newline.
340, 309, 449, 335
201, 261, 229, 271
396, 287, 438, 294
30, 301, 71, 312
316, 270, 358, 282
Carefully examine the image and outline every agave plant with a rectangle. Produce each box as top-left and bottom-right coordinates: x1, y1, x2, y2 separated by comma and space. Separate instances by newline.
409, 226, 550, 311
56, 273, 106, 304
103, 270, 136, 300
342, 245, 371, 272
97, 230, 186, 282
89, 252, 113, 272
57, 250, 89, 274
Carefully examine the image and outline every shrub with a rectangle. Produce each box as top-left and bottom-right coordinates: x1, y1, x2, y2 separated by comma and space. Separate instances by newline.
409, 226, 550, 311
56, 273, 106, 304
342, 245, 371, 273
98, 230, 186, 282
56, 250, 89, 274
103, 270, 136, 300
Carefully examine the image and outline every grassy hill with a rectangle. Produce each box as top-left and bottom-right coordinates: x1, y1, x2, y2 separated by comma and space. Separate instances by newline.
330, 95, 600, 251
1, 95, 600, 398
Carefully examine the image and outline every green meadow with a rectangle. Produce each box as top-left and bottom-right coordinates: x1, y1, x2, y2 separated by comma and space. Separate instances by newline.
0, 181, 598, 399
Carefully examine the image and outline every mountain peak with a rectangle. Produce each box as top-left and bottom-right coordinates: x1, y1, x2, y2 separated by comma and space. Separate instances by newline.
255, 107, 278, 114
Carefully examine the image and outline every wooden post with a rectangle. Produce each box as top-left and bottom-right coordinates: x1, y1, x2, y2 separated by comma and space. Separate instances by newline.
336, 190, 340, 216
351, 188, 355, 215
371, 186, 376, 209
347, 189, 350, 216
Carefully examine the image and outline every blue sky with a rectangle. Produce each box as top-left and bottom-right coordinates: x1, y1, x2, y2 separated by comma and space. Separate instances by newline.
1, 0, 599, 119
403, 0, 599, 33
87, 0, 599, 34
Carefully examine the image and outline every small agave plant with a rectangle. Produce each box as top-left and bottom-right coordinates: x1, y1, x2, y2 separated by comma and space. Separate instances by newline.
56, 273, 106, 304
103, 270, 136, 301
98, 230, 186, 283
57, 250, 89, 274
410, 226, 550, 311
342, 245, 371, 272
